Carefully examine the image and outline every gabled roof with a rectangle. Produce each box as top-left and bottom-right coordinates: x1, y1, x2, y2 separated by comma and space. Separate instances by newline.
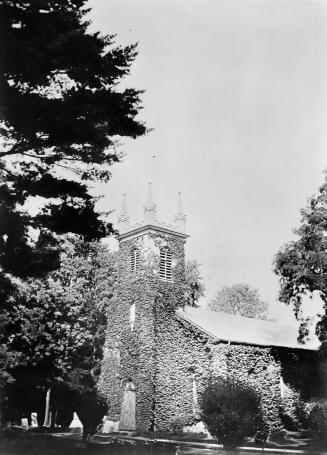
176, 307, 320, 351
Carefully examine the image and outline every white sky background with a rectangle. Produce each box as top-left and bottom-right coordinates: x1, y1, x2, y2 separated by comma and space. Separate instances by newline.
87, 0, 327, 324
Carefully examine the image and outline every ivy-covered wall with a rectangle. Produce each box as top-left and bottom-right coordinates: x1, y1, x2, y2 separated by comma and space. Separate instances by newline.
210, 342, 282, 430
99, 229, 189, 431
150, 313, 317, 432
154, 310, 212, 430
99, 227, 318, 433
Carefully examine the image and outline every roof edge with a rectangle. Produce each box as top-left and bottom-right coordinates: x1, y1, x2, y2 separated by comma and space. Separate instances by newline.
176, 309, 319, 351
119, 224, 189, 241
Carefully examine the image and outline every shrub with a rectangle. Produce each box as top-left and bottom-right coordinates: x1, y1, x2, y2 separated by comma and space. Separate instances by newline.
254, 417, 269, 447
279, 393, 309, 431
169, 416, 185, 434
200, 377, 262, 451
308, 401, 327, 441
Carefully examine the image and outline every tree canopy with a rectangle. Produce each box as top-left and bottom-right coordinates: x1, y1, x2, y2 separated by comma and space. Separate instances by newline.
4, 236, 117, 424
184, 259, 205, 307
2, 241, 205, 424
208, 283, 270, 320
274, 174, 327, 342
0, 1, 145, 405
0, 0, 146, 278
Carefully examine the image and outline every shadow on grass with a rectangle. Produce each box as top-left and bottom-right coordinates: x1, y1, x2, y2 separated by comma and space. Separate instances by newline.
0, 433, 176, 455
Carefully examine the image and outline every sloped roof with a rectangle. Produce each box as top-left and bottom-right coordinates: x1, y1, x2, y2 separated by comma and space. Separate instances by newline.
176, 307, 320, 351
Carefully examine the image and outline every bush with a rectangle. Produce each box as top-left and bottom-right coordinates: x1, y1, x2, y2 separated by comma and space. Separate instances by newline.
279, 393, 309, 431
308, 401, 327, 441
254, 417, 269, 447
200, 377, 262, 451
169, 416, 185, 434
169, 414, 194, 434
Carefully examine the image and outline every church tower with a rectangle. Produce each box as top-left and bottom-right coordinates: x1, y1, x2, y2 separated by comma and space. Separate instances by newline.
100, 184, 188, 432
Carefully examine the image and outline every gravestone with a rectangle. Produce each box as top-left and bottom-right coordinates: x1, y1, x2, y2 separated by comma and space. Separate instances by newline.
119, 380, 136, 431
102, 416, 119, 433
69, 412, 83, 429
31, 412, 38, 427
21, 418, 29, 428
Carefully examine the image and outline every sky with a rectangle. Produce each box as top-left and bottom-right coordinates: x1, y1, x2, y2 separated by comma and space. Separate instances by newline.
87, 0, 327, 324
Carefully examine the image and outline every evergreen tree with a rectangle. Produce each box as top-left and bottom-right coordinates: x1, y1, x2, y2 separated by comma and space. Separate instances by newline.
0, 0, 146, 277
0, 0, 146, 407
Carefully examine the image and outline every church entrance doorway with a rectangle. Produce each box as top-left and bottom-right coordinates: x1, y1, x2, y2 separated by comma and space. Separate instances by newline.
119, 378, 136, 431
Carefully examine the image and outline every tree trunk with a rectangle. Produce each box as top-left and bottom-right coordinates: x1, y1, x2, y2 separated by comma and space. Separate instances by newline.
0, 396, 3, 428
43, 388, 51, 427
52, 409, 58, 428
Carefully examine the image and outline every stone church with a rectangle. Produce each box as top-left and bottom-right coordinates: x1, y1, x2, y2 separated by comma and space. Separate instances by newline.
99, 184, 320, 433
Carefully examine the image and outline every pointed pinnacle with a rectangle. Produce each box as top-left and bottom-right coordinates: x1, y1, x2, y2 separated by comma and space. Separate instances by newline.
121, 193, 127, 216
177, 192, 183, 215
146, 182, 154, 207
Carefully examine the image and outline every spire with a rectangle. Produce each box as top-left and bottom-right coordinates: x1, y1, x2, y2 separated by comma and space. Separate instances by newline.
152, 155, 156, 198
177, 192, 183, 215
144, 182, 157, 224
121, 193, 127, 217
118, 193, 130, 230
174, 192, 187, 233
146, 181, 154, 207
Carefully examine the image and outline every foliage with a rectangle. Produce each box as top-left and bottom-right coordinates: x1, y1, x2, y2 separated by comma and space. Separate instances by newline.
0, 0, 145, 410
274, 173, 327, 342
154, 315, 211, 431
184, 260, 205, 307
100, 232, 213, 431
254, 418, 269, 447
211, 343, 284, 432
169, 415, 187, 434
0, 274, 23, 388
275, 349, 319, 431
318, 343, 327, 396
279, 395, 309, 431
308, 401, 327, 440
208, 283, 270, 320
0, 0, 146, 276
200, 377, 261, 450
65, 369, 107, 443
100, 232, 192, 431
0, 186, 60, 279
100, 230, 316, 433
4, 236, 116, 423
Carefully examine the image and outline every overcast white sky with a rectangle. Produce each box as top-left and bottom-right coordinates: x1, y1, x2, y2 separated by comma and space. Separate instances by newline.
87, 0, 327, 324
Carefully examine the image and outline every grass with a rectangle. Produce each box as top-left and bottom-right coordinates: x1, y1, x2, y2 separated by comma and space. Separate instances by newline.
0, 432, 175, 455
1, 429, 326, 455
137, 429, 327, 453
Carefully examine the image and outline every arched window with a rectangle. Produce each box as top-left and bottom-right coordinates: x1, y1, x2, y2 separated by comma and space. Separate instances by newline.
192, 375, 198, 414
131, 248, 140, 272
130, 303, 135, 331
159, 247, 172, 281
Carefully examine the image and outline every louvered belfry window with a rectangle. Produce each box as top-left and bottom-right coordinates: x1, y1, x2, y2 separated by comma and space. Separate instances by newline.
159, 247, 172, 281
131, 248, 140, 272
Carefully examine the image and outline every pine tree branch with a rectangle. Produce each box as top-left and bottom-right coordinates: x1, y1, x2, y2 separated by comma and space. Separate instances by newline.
18, 152, 83, 176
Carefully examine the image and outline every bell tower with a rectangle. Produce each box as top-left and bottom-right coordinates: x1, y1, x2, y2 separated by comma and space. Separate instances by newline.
100, 184, 188, 431
117, 182, 188, 288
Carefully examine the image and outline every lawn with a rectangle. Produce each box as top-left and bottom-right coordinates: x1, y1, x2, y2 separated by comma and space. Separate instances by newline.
137, 429, 327, 453
0, 432, 175, 455
1, 429, 326, 455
